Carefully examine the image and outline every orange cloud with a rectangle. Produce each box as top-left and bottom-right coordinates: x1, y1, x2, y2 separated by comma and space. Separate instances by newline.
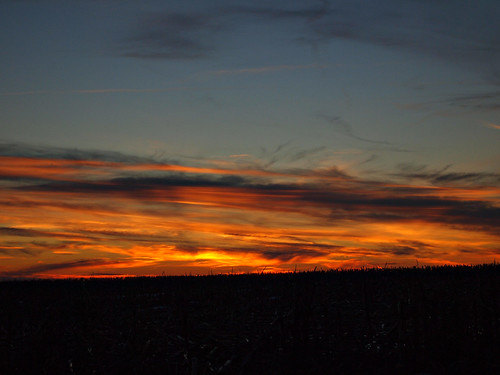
1, 151, 498, 278
487, 123, 500, 130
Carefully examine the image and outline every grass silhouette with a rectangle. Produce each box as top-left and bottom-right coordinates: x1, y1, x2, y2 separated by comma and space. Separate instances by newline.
1, 264, 499, 374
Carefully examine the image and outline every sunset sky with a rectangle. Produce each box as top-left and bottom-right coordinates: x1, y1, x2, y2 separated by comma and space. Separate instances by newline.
1, 0, 499, 278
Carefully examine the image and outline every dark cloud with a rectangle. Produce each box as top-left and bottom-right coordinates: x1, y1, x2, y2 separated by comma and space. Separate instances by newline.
397, 240, 433, 249
286, 166, 351, 179
310, 1, 500, 66
0, 225, 100, 243
4, 144, 499, 242
378, 239, 434, 257
203, 241, 334, 262
112, 174, 247, 188
114, 0, 500, 117
223, 0, 500, 75
445, 91, 500, 111
21, 174, 248, 195
1, 259, 123, 278
359, 154, 377, 166
0, 227, 40, 237
119, 2, 332, 60
316, 113, 411, 151
383, 245, 417, 256
433, 173, 500, 184
76, 229, 179, 244
0, 246, 41, 257
120, 11, 227, 59
257, 247, 327, 261
0, 142, 162, 164
392, 163, 500, 186
288, 146, 326, 162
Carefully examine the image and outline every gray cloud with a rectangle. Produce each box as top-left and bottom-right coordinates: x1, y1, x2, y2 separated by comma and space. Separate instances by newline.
378, 239, 434, 257
0, 227, 40, 237
120, 11, 228, 60
288, 146, 326, 162
309, 1, 500, 70
392, 163, 500, 186
0, 246, 41, 257
446, 91, 500, 111
119, 2, 331, 60
0, 142, 163, 164
316, 113, 404, 148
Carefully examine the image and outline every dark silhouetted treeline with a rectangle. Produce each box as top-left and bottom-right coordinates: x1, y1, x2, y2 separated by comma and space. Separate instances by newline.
0, 264, 499, 374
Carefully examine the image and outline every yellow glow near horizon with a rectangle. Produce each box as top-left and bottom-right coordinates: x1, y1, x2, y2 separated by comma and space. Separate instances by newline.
0, 155, 498, 278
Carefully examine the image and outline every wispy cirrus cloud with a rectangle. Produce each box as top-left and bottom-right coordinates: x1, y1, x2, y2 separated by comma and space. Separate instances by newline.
316, 113, 412, 151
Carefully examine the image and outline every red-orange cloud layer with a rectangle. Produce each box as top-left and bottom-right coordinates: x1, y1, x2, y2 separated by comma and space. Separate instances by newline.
1, 148, 499, 278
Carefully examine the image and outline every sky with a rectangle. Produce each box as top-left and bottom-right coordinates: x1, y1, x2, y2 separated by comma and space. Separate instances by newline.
1, 0, 499, 278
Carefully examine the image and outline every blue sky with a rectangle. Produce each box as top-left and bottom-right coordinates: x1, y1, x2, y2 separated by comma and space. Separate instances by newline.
2, 0, 498, 167
0, 0, 499, 276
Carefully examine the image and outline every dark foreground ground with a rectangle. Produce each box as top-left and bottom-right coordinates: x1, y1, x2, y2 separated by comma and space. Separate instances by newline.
0, 265, 499, 374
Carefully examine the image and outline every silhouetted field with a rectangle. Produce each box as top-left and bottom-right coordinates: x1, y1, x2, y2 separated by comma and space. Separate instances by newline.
1, 264, 499, 374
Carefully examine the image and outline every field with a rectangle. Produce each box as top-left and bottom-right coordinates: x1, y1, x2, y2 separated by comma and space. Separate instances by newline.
1, 264, 499, 374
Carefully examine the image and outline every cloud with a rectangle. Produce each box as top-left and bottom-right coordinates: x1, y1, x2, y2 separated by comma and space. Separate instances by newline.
288, 146, 326, 162
115, 0, 500, 109
226, 0, 499, 70
0, 142, 160, 164
310, 1, 500, 67
2, 143, 499, 275
0, 246, 41, 257
0, 227, 40, 237
1, 259, 123, 278
392, 163, 500, 186
206, 63, 326, 76
0, 87, 194, 97
487, 123, 500, 130
382, 245, 417, 256
117, 2, 331, 60
14, 163, 500, 236
120, 11, 227, 59
316, 113, 401, 147
377, 239, 434, 257
444, 92, 500, 111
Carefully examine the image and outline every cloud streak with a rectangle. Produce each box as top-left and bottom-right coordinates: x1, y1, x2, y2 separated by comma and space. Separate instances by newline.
119, 11, 228, 60
487, 123, 500, 130
2, 259, 125, 279
206, 63, 326, 76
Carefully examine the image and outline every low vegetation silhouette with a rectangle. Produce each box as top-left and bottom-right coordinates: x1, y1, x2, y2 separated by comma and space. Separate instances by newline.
1, 264, 499, 374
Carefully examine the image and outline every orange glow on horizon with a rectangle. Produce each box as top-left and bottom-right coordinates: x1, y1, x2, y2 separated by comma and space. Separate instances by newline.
1, 154, 498, 278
